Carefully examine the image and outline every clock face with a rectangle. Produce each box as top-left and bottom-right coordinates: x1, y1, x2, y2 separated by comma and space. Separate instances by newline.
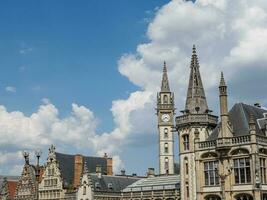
161, 114, 170, 122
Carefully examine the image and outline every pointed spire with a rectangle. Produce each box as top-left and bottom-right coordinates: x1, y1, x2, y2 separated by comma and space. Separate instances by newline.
161, 61, 170, 92
220, 71, 226, 87
185, 45, 209, 114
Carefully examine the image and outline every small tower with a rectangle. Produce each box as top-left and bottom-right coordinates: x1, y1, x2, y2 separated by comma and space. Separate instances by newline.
156, 61, 175, 175
176, 45, 218, 200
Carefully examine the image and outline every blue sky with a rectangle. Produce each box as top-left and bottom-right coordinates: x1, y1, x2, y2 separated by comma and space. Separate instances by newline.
1, 0, 267, 176
0, 0, 169, 132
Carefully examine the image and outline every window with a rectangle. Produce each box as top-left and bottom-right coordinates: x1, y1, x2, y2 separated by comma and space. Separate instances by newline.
163, 95, 168, 104
234, 158, 251, 184
205, 195, 221, 200
108, 183, 113, 190
204, 161, 219, 186
164, 128, 168, 138
260, 158, 267, 184
185, 163, 188, 175
83, 186, 86, 195
164, 143, 169, 153
183, 135, 189, 151
165, 157, 169, 170
186, 185, 189, 198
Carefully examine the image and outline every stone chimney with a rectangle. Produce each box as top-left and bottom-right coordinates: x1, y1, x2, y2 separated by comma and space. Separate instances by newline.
147, 168, 155, 177
96, 165, 102, 178
103, 153, 113, 175
73, 154, 83, 188
121, 169, 126, 176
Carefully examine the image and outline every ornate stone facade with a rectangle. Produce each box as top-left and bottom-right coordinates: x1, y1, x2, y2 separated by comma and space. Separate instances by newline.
174, 46, 267, 200
38, 145, 65, 200
14, 152, 37, 200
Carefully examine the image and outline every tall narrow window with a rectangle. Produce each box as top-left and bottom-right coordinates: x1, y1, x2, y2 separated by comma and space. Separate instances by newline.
164, 128, 168, 138
186, 185, 189, 198
163, 95, 168, 104
185, 163, 188, 175
204, 161, 219, 186
83, 186, 86, 195
183, 135, 189, 151
164, 143, 169, 153
260, 158, 267, 184
165, 157, 169, 170
234, 157, 251, 184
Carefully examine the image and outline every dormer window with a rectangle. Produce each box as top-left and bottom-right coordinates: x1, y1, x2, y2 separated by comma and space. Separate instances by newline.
108, 183, 113, 190
95, 182, 100, 190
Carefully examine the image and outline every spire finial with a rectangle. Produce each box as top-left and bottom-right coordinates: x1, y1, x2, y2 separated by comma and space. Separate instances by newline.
220, 71, 226, 87
160, 61, 170, 92
163, 61, 167, 72
192, 44, 196, 55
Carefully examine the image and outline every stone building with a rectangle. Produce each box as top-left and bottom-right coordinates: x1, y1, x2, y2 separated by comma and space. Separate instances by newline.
0, 176, 18, 200
38, 145, 113, 199
174, 46, 267, 200
77, 163, 139, 200
38, 145, 66, 200
14, 152, 38, 200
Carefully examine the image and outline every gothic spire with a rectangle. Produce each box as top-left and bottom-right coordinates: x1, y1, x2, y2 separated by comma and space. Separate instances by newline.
161, 61, 170, 92
185, 45, 209, 114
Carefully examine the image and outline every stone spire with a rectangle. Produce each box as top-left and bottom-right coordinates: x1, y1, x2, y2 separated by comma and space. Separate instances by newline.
218, 72, 232, 138
185, 45, 209, 114
161, 61, 170, 92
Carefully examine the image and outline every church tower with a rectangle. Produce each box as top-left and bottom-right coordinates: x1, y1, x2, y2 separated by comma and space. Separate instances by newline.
156, 62, 175, 175
176, 45, 218, 200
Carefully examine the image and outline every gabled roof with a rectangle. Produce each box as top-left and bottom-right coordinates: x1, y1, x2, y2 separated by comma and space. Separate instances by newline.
90, 174, 140, 193
55, 152, 107, 186
208, 103, 267, 140
123, 175, 180, 192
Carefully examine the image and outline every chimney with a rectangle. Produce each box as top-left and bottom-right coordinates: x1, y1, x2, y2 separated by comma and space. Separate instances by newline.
254, 103, 261, 108
147, 168, 155, 177
73, 154, 83, 188
121, 169, 126, 176
103, 153, 113, 175
96, 165, 102, 178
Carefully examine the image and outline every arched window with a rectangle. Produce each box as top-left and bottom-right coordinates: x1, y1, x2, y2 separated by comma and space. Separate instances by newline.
183, 135, 189, 151
235, 194, 253, 200
262, 194, 267, 200
164, 128, 168, 138
163, 95, 168, 104
164, 143, 168, 153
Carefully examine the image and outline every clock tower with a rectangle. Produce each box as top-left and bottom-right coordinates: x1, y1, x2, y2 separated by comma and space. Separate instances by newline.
156, 62, 175, 175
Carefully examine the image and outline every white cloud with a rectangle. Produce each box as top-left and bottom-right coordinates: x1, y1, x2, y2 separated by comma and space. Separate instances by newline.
5, 86, 16, 93
2, 0, 267, 176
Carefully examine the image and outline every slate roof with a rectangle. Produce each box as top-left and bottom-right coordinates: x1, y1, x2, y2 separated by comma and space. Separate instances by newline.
90, 174, 140, 193
123, 175, 180, 192
55, 152, 107, 186
208, 103, 267, 140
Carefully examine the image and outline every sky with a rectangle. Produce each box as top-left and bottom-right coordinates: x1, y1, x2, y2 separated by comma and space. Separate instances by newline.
0, 0, 267, 176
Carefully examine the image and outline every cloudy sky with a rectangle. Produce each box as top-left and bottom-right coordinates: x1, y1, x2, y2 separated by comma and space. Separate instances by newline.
0, 0, 267, 176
